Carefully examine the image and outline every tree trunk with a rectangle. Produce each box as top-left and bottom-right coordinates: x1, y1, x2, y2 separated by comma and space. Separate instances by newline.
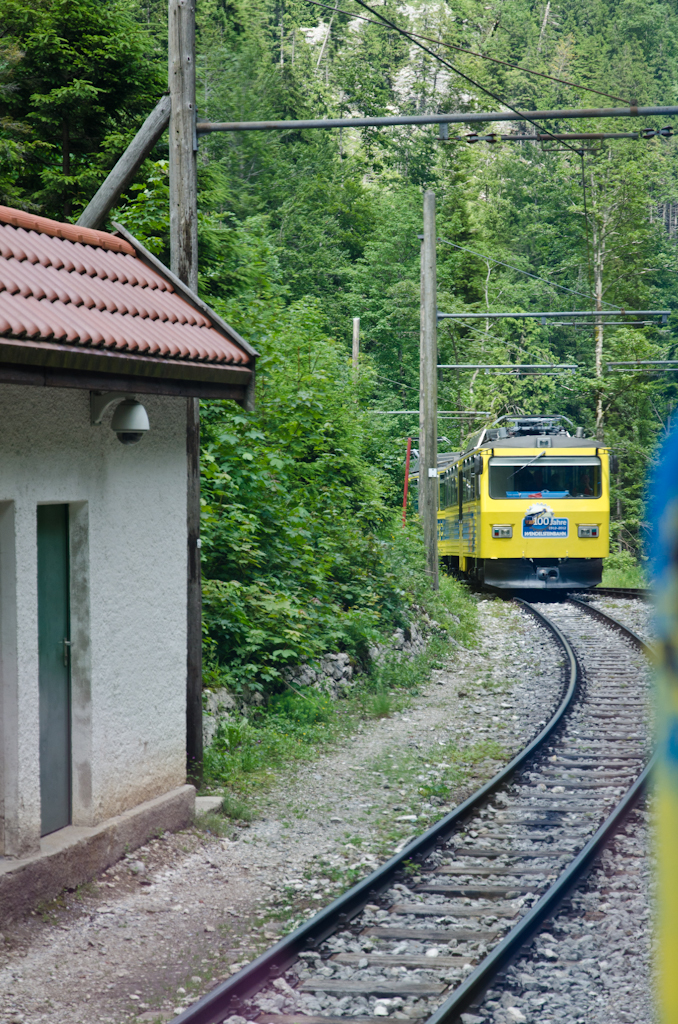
538, 1, 551, 52
594, 284, 604, 439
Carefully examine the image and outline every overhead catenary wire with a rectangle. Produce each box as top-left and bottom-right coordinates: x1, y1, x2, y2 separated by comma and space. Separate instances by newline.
552, 320, 659, 327
436, 236, 620, 309
333, 0, 587, 157
607, 360, 678, 372
296, 0, 639, 300
301, 0, 630, 105
458, 129, 671, 142
436, 309, 670, 319
374, 372, 419, 391
438, 362, 578, 376
369, 409, 491, 415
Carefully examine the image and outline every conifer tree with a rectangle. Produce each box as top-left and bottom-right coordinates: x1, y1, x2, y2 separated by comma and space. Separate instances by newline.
0, 0, 165, 218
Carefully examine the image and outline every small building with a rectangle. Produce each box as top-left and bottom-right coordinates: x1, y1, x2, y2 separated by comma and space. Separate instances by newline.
0, 205, 255, 915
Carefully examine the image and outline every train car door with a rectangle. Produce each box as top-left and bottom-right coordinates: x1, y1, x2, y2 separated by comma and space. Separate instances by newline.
37, 504, 71, 836
458, 466, 464, 557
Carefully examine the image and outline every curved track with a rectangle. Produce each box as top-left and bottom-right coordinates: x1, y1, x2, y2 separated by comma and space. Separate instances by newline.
172, 599, 652, 1024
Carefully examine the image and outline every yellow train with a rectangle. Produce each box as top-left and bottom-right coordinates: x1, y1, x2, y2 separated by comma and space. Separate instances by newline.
412, 415, 611, 590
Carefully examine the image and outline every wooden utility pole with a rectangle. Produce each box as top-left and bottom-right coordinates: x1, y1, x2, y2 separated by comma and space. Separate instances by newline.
420, 190, 439, 590
169, 0, 198, 293
352, 317, 360, 375
169, 0, 202, 779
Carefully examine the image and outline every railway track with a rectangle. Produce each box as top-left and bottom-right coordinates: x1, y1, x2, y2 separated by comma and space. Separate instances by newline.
172, 597, 653, 1024
592, 586, 651, 601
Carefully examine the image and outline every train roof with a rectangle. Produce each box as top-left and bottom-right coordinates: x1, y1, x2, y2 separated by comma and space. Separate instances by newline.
408, 417, 600, 476
409, 450, 460, 474
461, 415, 597, 454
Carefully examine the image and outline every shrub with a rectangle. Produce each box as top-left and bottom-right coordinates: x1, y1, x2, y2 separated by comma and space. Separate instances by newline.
601, 550, 647, 588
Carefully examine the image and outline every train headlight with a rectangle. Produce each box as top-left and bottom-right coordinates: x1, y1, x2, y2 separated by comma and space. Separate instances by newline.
578, 524, 599, 538
492, 525, 513, 538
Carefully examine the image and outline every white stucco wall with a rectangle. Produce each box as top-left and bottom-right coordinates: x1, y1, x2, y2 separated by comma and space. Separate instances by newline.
0, 384, 187, 854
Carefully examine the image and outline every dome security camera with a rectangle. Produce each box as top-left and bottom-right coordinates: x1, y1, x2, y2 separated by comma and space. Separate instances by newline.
110, 399, 150, 445
90, 392, 150, 445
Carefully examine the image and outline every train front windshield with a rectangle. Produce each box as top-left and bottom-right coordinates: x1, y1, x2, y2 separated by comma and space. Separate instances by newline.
489, 456, 602, 499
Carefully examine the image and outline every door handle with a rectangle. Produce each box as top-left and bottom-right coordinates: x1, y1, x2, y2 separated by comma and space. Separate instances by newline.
63, 639, 72, 667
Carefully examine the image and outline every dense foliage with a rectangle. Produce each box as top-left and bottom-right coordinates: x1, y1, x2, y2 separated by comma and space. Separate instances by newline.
2, 0, 674, 689
0, 0, 164, 216
199, 300, 404, 694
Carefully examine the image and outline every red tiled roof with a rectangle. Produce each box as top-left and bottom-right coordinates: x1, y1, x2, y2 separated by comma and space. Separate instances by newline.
0, 206, 253, 369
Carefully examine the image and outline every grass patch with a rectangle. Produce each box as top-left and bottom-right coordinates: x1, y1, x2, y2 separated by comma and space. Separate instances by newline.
222, 793, 254, 821
601, 550, 647, 588
202, 635, 467, 793
203, 689, 341, 792
366, 688, 393, 718
194, 811, 233, 838
193, 793, 254, 837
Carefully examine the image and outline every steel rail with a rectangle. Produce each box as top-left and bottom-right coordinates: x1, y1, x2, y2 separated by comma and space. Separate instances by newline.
592, 586, 652, 601
425, 599, 654, 1023
169, 603, 579, 1024
427, 753, 655, 1024
572, 595, 653, 653
195, 105, 678, 132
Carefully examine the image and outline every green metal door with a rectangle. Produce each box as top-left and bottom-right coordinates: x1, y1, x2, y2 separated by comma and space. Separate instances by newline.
37, 504, 71, 836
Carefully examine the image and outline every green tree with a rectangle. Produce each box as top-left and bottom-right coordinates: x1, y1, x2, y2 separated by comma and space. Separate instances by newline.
0, 0, 165, 218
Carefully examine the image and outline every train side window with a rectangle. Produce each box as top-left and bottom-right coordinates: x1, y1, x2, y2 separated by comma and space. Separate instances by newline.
467, 462, 475, 502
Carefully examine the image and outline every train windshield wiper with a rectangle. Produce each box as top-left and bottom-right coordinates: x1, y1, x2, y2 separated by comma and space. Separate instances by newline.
507, 450, 547, 482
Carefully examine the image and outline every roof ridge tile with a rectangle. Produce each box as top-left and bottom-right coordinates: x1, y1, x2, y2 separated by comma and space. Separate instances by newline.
0, 206, 136, 256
